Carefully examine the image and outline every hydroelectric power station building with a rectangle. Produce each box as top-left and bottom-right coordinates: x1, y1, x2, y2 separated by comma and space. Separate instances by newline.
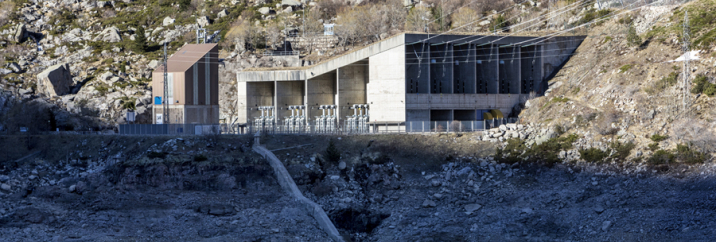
237, 33, 584, 131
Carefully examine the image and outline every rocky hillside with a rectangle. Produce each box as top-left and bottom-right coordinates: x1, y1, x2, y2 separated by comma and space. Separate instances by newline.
0, 0, 580, 132
502, 0, 716, 165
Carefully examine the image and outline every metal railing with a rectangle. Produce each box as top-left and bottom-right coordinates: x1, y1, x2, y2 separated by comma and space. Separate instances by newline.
116, 118, 519, 136
263, 50, 300, 56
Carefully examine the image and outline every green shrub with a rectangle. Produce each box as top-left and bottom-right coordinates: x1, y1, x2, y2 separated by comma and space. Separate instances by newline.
610, 141, 635, 161
645, 72, 678, 94
498, 134, 580, 164
132, 26, 148, 53
647, 143, 706, 165
691, 74, 716, 97
325, 139, 340, 162
675, 143, 706, 164
619, 64, 633, 73
627, 24, 642, 47
648, 142, 659, 151
495, 138, 527, 164
648, 149, 674, 164
650, 134, 669, 142
579, 148, 609, 162
576, 9, 612, 26
94, 84, 110, 95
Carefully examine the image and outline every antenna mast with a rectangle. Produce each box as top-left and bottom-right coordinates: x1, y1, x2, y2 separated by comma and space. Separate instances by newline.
682, 10, 690, 111
163, 43, 169, 124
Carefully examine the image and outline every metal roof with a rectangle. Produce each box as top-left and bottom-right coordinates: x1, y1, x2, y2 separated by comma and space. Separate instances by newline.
153, 43, 217, 73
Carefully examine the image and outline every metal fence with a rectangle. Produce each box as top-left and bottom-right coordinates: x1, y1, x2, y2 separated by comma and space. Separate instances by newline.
116, 118, 519, 136
118, 124, 242, 135
263, 50, 300, 56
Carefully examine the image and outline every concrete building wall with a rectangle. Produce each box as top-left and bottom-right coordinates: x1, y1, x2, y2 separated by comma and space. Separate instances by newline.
246, 82, 274, 122
306, 71, 336, 119
542, 37, 582, 93
429, 44, 453, 94
406, 109, 429, 122
405, 43, 430, 94
520, 45, 542, 94
453, 44, 476, 94
367, 46, 405, 122
499, 46, 521, 94
405, 93, 523, 116
338, 63, 367, 121
185, 105, 220, 123
476, 44, 498, 94
276, 81, 305, 120
237, 81, 248, 123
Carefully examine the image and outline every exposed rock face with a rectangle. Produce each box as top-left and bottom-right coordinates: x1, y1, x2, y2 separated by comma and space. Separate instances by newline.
163, 17, 175, 26
217, 9, 229, 18
281, 0, 302, 7
258, 7, 270, 15
94, 26, 122, 42
197, 16, 211, 27
13, 24, 26, 43
37, 63, 73, 97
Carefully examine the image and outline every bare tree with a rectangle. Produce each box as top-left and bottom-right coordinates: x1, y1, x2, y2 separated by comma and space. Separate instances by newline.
451, 7, 482, 32
265, 22, 283, 49
405, 6, 434, 32
0, 1, 15, 27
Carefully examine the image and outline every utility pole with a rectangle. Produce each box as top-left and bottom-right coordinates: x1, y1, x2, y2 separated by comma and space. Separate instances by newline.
682, 10, 690, 111
163, 43, 169, 124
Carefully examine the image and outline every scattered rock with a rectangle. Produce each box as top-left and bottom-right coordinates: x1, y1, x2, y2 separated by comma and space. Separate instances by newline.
594, 204, 605, 214
217, 9, 229, 18
1, 183, 10, 191
601, 221, 612, 231
197, 16, 211, 27
69, 185, 76, 193
464, 204, 482, 214
258, 7, 271, 15
281, 0, 302, 7
338, 161, 346, 170
13, 23, 26, 43
95, 26, 122, 42
421, 199, 436, 208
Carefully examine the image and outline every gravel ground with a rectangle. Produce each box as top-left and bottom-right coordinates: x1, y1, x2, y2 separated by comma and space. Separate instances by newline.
266, 135, 716, 241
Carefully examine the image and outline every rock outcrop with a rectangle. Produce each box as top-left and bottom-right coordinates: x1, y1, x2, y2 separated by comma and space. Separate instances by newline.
12, 24, 26, 43
37, 63, 73, 97
94, 26, 122, 42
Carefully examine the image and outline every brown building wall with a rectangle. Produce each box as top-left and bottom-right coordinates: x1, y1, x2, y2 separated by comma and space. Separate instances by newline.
151, 44, 220, 124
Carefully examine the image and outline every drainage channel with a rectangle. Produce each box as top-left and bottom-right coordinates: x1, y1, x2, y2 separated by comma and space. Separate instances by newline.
252, 136, 344, 242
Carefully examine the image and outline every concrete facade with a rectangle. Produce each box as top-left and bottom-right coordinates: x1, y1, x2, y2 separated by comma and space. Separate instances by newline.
236, 33, 584, 125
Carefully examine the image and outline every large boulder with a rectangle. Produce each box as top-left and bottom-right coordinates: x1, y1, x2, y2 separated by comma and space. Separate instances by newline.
163, 17, 175, 26
281, 0, 302, 7
257, 7, 270, 15
13, 24, 26, 43
197, 16, 211, 27
217, 9, 229, 18
37, 63, 73, 97
94, 26, 122, 42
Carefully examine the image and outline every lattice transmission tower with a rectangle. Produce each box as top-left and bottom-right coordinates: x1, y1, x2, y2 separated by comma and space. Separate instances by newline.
682, 10, 690, 111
